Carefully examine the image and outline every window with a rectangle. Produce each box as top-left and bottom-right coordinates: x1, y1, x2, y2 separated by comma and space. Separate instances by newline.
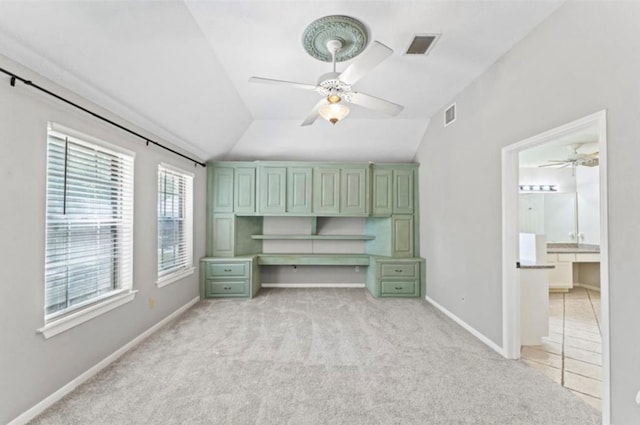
157, 164, 194, 286
43, 124, 134, 332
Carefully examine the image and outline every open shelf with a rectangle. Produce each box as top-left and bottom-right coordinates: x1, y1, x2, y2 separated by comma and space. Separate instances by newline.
251, 234, 375, 241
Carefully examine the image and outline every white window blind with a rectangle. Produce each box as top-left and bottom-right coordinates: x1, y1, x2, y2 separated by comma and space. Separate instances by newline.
157, 164, 193, 284
45, 128, 134, 320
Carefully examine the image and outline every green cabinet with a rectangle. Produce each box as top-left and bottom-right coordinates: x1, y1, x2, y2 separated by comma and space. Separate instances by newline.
394, 169, 414, 214
313, 167, 340, 215
371, 166, 415, 216
211, 214, 235, 257
392, 215, 414, 257
211, 214, 263, 258
258, 166, 287, 214
372, 168, 393, 216
366, 257, 422, 297
200, 257, 259, 298
287, 167, 312, 214
234, 167, 256, 214
340, 167, 369, 215
212, 167, 234, 212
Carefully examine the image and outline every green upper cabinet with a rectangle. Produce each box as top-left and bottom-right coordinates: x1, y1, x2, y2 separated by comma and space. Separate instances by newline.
393, 168, 414, 214
340, 167, 369, 215
234, 167, 256, 214
212, 167, 234, 213
287, 167, 312, 214
372, 167, 393, 217
258, 166, 287, 214
313, 167, 340, 215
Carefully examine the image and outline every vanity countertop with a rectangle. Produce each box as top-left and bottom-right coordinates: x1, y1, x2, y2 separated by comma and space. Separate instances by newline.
520, 261, 555, 270
547, 243, 600, 254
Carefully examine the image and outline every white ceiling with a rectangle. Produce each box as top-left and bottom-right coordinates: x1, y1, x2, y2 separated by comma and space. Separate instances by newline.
0, 1, 564, 162
519, 126, 600, 168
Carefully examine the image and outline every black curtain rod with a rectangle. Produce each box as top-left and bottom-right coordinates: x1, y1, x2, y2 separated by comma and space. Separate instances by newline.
1, 66, 206, 167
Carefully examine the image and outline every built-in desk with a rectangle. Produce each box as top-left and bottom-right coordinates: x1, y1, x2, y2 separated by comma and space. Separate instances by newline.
200, 254, 423, 299
257, 254, 370, 266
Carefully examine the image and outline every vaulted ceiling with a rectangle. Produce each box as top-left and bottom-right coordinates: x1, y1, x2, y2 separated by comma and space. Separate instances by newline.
0, 1, 563, 162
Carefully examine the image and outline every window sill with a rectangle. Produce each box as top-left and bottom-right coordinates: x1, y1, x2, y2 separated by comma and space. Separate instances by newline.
37, 290, 138, 339
156, 267, 195, 288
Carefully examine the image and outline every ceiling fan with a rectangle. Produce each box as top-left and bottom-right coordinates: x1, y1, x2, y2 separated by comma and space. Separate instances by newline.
539, 143, 599, 169
249, 15, 404, 126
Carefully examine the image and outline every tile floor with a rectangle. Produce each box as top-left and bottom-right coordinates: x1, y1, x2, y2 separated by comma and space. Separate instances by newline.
521, 287, 602, 411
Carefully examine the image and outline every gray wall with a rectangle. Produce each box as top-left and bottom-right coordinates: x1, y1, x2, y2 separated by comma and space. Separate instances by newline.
0, 54, 206, 424
414, 2, 640, 423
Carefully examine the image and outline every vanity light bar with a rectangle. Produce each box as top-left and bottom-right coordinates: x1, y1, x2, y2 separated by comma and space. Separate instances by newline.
519, 185, 558, 192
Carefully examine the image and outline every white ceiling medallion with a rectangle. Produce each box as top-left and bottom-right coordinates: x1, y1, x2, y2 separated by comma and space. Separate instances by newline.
301, 15, 368, 62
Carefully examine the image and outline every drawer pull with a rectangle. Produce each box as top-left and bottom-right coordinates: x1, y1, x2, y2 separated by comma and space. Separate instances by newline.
395, 286, 403, 290
395, 269, 403, 273
224, 269, 232, 272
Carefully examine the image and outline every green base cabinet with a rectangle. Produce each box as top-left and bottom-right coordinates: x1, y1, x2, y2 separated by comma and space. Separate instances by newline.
200, 257, 260, 298
367, 257, 423, 297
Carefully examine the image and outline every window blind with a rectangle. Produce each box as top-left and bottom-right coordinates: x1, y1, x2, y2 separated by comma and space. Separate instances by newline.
45, 130, 134, 319
157, 164, 193, 281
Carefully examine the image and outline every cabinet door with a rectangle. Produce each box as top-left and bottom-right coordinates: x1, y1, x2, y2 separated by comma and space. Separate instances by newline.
287, 167, 312, 214
258, 167, 286, 214
340, 167, 368, 215
372, 168, 393, 216
212, 167, 234, 212
392, 215, 414, 257
313, 168, 340, 214
394, 169, 414, 214
212, 214, 235, 257
234, 167, 256, 214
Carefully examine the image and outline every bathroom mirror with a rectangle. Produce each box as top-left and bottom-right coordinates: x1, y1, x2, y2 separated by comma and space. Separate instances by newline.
519, 193, 577, 242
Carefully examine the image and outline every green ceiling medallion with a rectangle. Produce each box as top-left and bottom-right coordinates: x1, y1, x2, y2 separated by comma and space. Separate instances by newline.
302, 15, 368, 62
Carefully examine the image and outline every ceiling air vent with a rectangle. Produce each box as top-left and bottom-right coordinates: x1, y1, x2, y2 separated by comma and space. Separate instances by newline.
444, 103, 456, 127
405, 34, 440, 55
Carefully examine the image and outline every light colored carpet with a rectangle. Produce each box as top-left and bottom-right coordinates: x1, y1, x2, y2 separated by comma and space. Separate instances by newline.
31, 288, 600, 424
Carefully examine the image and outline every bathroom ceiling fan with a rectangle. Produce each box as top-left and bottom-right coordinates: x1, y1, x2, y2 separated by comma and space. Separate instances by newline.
249, 15, 404, 126
539, 143, 599, 168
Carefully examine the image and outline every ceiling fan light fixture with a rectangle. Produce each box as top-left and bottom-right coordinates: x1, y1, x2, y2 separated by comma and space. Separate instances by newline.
327, 93, 342, 104
319, 100, 350, 125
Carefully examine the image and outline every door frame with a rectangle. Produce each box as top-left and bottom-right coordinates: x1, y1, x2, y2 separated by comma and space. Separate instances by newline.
501, 110, 609, 422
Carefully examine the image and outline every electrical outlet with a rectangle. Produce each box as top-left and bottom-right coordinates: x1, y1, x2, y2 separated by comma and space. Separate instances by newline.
355, 266, 360, 272
636, 390, 640, 405
148, 298, 155, 309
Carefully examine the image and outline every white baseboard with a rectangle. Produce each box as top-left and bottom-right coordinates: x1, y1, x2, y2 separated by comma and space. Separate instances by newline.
8, 296, 200, 425
261, 283, 365, 288
425, 295, 506, 357
574, 283, 601, 292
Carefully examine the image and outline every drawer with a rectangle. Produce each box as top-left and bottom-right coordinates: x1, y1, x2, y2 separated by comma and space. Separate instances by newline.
379, 262, 419, 278
381, 280, 417, 295
205, 280, 248, 297
575, 253, 600, 262
557, 253, 576, 262
206, 262, 248, 278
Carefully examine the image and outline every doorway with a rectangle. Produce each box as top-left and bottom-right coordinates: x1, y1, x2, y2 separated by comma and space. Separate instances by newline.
501, 111, 609, 422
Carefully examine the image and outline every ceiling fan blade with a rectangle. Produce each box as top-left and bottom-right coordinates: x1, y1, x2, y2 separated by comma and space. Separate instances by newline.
348, 92, 404, 116
301, 98, 326, 126
338, 41, 393, 85
249, 77, 318, 91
